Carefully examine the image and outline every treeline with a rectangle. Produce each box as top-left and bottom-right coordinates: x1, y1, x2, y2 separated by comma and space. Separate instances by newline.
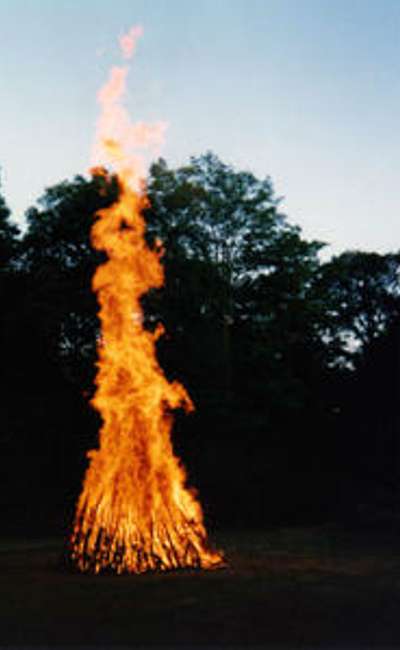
1, 152, 400, 534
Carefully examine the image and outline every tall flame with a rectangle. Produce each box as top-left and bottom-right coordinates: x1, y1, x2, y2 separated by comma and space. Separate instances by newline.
70, 27, 223, 573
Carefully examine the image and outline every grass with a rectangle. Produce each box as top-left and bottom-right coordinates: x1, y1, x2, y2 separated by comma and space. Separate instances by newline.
1, 525, 400, 646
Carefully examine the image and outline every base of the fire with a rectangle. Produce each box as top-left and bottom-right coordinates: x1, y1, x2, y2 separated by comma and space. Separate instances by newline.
69, 512, 225, 575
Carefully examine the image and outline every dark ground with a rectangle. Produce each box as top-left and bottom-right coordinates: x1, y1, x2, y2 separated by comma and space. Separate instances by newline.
1, 525, 400, 648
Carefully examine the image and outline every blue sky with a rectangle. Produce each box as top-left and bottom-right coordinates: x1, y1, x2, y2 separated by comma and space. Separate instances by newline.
1, 0, 399, 256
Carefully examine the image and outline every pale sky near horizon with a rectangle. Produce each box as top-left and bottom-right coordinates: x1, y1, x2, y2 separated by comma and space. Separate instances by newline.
1, 0, 399, 257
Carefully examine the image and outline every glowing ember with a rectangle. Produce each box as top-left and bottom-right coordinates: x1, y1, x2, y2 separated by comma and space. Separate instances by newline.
69, 27, 224, 574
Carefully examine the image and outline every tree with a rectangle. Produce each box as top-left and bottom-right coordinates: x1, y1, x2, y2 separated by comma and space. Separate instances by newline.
0, 178, 19, 267
317, 251, 400, 368
145, 153, 326, 413
0, 172, 120, 532
305, 250, 400, 518
20, 171, 119, 387
0, 179, 21, 446
142, 153, 339, 524
146, 152, 287, 306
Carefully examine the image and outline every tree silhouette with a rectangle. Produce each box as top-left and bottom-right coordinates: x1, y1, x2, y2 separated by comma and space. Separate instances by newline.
317, 251, 400, 368
0, 178, 19, 267
20, 171, 119, 388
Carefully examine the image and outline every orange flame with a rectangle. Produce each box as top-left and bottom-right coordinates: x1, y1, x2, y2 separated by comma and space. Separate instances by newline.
70, 27, 223, 573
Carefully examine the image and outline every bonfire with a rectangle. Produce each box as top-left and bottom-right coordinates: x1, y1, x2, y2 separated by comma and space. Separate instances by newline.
69, 26, 224, 574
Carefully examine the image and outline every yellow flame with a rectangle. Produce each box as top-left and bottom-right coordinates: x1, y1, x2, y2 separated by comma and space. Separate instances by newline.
70, 26, 223, 573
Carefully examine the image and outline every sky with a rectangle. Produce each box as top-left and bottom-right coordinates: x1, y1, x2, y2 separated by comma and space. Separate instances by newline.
1, 0, 399, 257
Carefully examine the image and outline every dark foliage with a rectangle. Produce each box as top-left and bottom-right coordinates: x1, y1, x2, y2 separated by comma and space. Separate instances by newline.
1, 155, 400, 534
